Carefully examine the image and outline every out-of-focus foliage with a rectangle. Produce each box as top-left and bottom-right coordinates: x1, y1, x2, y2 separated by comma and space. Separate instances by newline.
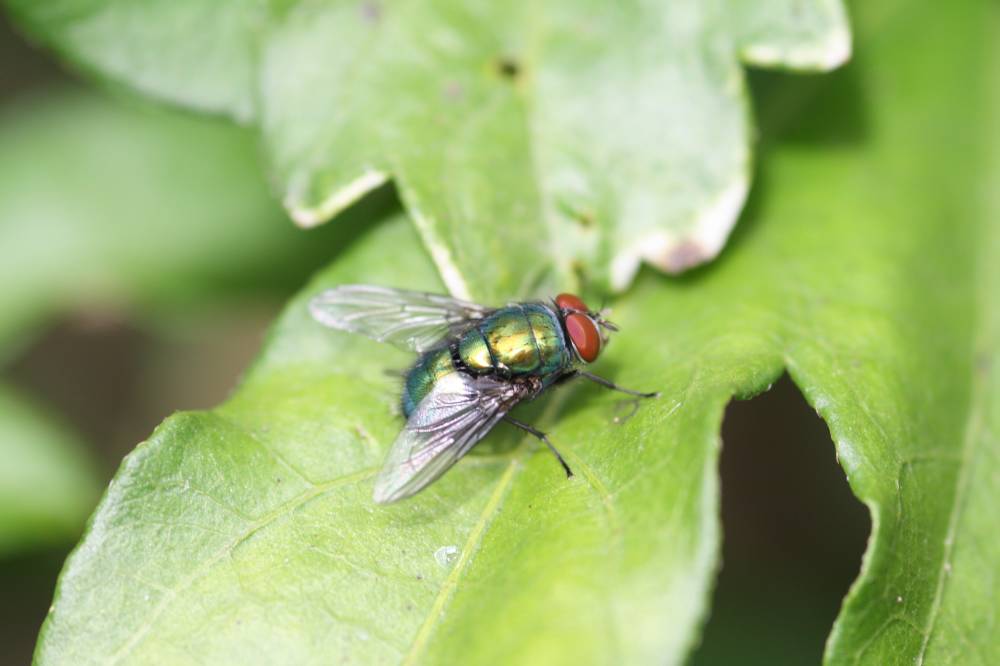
31, 3, 1000, 665
0, 88, 369, 557
4, 0, 849, 298
0, 88, 355, 360
0, 384, 98, 556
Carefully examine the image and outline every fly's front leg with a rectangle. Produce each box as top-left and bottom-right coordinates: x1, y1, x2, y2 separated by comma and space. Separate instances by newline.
576, 370, 659, 398
502, 416, 573, 478
575, 370, 659, 424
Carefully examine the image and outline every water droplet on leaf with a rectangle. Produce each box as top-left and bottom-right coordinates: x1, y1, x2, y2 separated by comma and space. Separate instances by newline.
434, 545, 458, 567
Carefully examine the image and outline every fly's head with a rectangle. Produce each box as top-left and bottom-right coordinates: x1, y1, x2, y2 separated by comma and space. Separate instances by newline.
554, 293, 619, 364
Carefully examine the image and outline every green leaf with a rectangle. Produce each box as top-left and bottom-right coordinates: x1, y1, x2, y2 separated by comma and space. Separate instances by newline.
0, 384, 100, 556
3, 2, 263, 120
4, 0, 849, 299
0, 87, 360, 359
32, 3, 1000, 665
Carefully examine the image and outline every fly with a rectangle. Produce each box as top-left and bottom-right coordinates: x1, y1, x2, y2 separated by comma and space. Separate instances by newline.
310, 285, 657, 503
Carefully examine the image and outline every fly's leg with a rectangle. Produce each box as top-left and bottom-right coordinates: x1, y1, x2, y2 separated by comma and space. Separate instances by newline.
576, 370, 659, 398
575, 370, 659, 424
502, 416, 574, 478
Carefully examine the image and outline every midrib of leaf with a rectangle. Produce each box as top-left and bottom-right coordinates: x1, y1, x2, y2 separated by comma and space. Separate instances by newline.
400, 384, 627, 662
402, 459, 519, 665
916, 360, 988, 664
550, 420, 627, 657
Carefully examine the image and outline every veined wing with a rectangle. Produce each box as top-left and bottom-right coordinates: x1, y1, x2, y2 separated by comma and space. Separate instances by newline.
373, 372, 528, 503
309, 284, 491, 352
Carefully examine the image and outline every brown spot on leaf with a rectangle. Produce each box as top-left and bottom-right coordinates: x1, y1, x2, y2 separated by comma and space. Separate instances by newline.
663, 241, 708, 273
976, 352, 993, 375
573, 209, 595, 228
360, 1, 381, 22
443, 80, 464, 101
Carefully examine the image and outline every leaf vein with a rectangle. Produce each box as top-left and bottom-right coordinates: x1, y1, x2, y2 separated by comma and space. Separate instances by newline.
915, 360, 990, 663
401, 459, 519, 665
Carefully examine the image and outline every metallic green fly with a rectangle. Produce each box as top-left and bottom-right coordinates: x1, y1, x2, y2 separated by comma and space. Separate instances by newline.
310, 286, 657, 503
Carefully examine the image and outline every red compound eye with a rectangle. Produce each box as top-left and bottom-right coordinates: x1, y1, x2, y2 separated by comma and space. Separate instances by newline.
555, 293, 589, 312
565, 312, 601, 363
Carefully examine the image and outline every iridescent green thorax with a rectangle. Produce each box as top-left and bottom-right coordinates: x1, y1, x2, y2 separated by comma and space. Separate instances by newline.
523, 304, 568, 374
462, 304, 570, 377
402, 303, 572, 417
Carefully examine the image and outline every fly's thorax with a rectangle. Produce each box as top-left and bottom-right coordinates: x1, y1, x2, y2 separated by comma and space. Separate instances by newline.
402, 347, 455, 417
455, 304, 570, 377
523, 303, 570, 374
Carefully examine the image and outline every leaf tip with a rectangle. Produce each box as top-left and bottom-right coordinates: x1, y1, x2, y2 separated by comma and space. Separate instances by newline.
397, 191, 475, 301
286, 169, 389, 228
611, 173, 749, 287
741, 22, 853, 72
818, 24, 853, 71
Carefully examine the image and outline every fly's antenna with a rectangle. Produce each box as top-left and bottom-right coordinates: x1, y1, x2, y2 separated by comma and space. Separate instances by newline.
594, 317, 617, 347
594, 312, 619, 349
597, 318, 619, 332
593, 296, 619, 333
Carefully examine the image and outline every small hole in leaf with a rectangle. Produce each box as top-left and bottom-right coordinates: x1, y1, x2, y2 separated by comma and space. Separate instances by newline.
495, 57, 521, 81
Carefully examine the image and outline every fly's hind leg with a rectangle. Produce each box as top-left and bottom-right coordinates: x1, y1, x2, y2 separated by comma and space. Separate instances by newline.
502, 416, 573, 478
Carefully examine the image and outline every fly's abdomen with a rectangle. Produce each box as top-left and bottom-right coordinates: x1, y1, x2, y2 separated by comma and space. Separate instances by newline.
402, 347, 456, 417
457, 328, 493, 374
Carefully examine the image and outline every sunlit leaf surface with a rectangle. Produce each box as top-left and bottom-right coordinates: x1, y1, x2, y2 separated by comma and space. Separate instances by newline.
5, 0, 849, 298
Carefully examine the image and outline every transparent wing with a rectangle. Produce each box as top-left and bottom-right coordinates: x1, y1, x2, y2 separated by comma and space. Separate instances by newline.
373, 373, 526, 503
309, 284, 491, 352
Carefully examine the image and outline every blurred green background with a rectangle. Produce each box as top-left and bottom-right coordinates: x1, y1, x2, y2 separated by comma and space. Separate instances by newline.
0, 12, 870, 666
